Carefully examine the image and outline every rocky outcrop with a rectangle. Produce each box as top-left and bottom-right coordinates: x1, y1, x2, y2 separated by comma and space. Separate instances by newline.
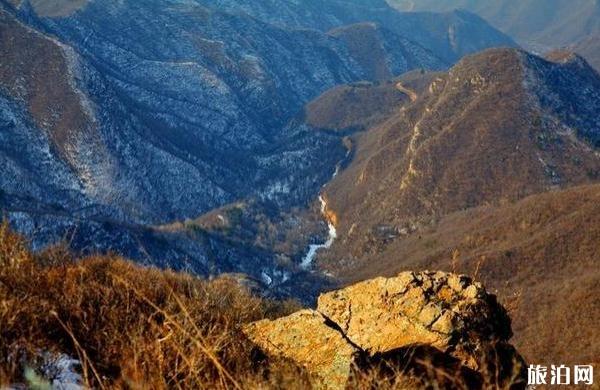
244, 271, 526, 389
245, 310, 358, 389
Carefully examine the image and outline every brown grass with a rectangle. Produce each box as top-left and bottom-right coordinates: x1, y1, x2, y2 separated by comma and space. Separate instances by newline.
0, 223, 534, 388
304, 81, 409, 132
0, 222, 307, 388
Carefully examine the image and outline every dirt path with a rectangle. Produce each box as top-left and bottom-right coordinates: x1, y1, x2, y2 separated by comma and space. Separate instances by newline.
395, 81, 418, 102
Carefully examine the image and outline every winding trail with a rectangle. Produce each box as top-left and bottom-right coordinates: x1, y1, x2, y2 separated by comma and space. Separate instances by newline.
395, 81, 418, 102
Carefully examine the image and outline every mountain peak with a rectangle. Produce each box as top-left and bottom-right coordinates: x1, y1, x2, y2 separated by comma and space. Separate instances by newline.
545, 49, 598, 74
317, 47, 599, 266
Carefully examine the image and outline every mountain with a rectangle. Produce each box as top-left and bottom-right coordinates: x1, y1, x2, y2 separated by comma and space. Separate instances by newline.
321, 49, 599, 252
301, 48, 600, 365
327, 23, 446, 81
387, 0, 600, 51
211, 0, 517, 64
0, 0, 515, 297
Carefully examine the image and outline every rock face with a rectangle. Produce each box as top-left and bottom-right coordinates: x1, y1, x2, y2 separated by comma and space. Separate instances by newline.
244, 271, 525, 389
245, 310, 358, 389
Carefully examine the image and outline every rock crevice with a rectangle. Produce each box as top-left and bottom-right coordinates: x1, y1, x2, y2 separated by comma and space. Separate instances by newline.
244, 271, 526, 389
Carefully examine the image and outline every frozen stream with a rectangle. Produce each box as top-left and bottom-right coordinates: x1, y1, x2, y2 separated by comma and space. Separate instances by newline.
300, 195, 337, 270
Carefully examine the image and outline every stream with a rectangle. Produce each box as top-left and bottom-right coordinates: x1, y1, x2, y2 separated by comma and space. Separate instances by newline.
300, 195, 337, 270
299, 144, 351, 270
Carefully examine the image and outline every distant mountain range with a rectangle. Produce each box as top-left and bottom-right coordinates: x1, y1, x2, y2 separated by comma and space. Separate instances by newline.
388, 0, 600, 51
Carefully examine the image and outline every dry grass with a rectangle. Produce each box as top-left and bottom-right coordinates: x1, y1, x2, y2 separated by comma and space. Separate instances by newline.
0, 223, 532, 388
349, 342, 526, 390
0, 222, 306, 388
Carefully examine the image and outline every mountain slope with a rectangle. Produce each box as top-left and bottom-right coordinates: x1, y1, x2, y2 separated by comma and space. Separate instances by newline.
0, 0, 517, 293
322, 49, 599, 259
211, 0, 517, 64
327, 23, 445, 81
324, 184, 600, 367
0, 0, 515, 223
300, 48, 600, 366
388, 0, 600, 50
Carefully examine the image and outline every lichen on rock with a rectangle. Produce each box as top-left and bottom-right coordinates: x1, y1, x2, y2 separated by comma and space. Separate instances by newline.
243, 310, 359, 389
244, 271, 526, 389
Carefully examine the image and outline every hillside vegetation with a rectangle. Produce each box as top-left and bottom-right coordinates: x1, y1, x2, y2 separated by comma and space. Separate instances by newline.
301, 48, 600, 369
0, 224, 529, 389
322, 184, 600, 367
0, 223, 307, 388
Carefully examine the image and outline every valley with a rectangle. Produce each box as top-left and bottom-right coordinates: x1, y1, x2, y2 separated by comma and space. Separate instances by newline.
0, 0, 518, 302
0, 0, 599, 386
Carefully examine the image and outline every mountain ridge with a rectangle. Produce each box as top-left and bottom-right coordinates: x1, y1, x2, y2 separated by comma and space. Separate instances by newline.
321, 49, 599, 249
387, 0, 600, 50
0, 0, 516, 297
295, 47, 600, 366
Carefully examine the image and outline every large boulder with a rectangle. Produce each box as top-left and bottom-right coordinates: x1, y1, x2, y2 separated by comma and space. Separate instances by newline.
243, 310, 358, 389
244, 271, 526, 389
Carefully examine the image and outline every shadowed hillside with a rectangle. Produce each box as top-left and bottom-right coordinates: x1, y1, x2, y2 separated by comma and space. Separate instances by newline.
388, 0, 600, 50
